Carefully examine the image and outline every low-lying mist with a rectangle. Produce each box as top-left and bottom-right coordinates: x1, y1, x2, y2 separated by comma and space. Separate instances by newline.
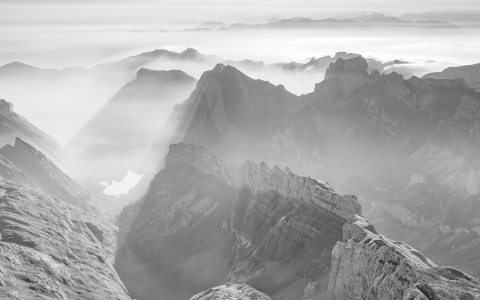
2, 24, 478, 146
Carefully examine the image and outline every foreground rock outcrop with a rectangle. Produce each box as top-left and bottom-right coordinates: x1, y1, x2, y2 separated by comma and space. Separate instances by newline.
327, 215, 480, 299
115, 142, 360, 300
0, 180, 130, 300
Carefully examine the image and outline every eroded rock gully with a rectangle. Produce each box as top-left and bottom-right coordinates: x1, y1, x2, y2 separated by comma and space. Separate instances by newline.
116, 142, 480, 300
115, 142, 360, 300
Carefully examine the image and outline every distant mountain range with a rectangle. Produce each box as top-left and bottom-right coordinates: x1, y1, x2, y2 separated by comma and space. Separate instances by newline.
1, 44, 480, 300
177, 13, 464, 33
423, 63, 480, 92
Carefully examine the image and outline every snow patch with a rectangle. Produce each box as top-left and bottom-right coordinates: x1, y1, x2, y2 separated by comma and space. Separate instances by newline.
100, 170, 143, 197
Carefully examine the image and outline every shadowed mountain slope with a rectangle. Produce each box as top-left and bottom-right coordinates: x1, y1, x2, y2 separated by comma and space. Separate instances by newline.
0, 138, 104, 217
0, 99, 66, 167
423, 63, 480, 92
115, 143, 360, 300
168, 56, 480, 277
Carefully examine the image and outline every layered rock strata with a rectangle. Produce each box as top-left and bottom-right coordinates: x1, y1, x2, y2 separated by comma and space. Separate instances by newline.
189, 283, 272, 300
0, 138, 104, 217
0, 180, 130, 300
115, 142, 360, 300
327, 215, 480, 299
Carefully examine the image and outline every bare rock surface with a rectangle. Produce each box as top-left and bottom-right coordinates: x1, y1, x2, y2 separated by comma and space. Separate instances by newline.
0, 138, 104, 217
170, 56, 480, 277
0, 180, 130, 300
0, 99, 66, 167
423, 63, 480, 92
115, 142, 359, 300
327, 215, 480, 300
189, 283, 272, 300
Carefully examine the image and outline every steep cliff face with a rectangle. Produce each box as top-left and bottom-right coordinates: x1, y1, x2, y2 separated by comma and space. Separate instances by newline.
307, 56, 373, 107
0, 138, 104, 217
115, 142, 360, 300
0, 180, 130, 300
327, 215, 480, 300
177, 64, 302, 151
169, 57, 480, 277
362, 166, 480, 278
174, 57, 480, 178
423, 63, 480, 92
0, 99, 66, 167
189, 211, 480, 300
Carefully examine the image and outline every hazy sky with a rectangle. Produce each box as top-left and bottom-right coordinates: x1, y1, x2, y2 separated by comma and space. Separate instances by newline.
1, 0, 480, 146
2, 1, 480, 26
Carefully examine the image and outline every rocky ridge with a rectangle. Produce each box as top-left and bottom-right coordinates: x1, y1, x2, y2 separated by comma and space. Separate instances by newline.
171, 55, 480, 277
115, 142, 361, 300
0, 180, 130, 300
189, 283, 272, 300
327, 215, 480, 299
0, 138, 104, 217
0, 99, 66, 167
423, 63, 480, 92
166, 143, 361, 219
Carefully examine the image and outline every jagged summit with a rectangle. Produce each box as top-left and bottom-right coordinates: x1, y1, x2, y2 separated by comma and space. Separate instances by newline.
116, 141, 361, 299
166, 142, 361, 219
6, 137, 47, 160
0, 138, 104, 217
0, 99, 14, 115
0, 99, 66, 167
324, 55, 369, 80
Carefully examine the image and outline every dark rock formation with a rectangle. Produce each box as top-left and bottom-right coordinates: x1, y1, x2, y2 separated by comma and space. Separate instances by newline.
189, 283, 272, 300
0, 99, 66, 167
115, 142, 360, 300
423, 63, 480, 92
190, 215, 480, 299
170, 57, 480, 276
0, 138, 104, 217
326, 215, 480, 299
0, 180, 130, 300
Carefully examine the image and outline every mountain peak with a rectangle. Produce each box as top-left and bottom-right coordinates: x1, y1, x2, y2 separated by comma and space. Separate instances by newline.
0, 99, 14, 115
11, 137, 46, 159
325, 56, 368, 80
211, 63, 226, 73
180, 47, 201, 58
